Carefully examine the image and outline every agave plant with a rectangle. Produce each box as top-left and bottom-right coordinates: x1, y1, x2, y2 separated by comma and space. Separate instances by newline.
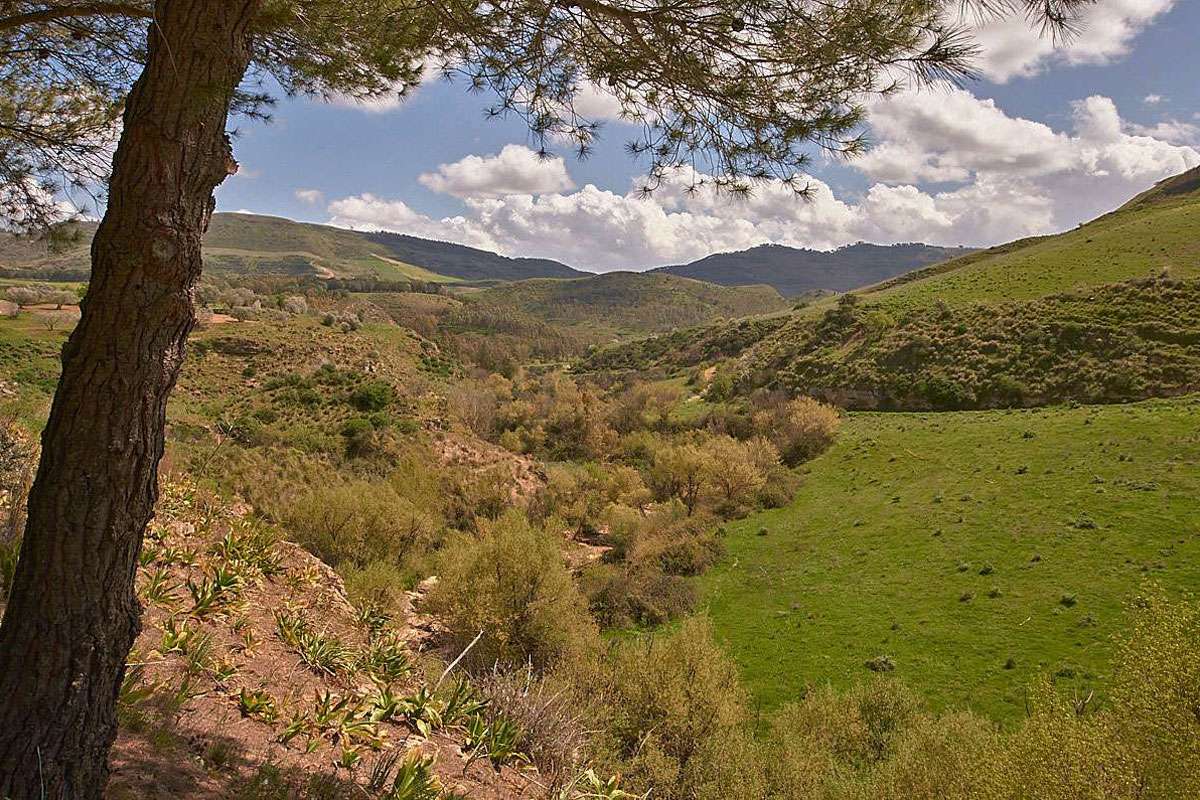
359, 633, 411, 684
187, 565, 243, 617
236, 688, 277, 721
377, 752, 440, 800
440, 677, 487, 729
158, 617, 193, 654
399, 686, 444, 738
141, 567, 178, 606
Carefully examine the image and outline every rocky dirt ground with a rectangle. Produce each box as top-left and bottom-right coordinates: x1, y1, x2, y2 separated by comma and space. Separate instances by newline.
106, 481, 550, 799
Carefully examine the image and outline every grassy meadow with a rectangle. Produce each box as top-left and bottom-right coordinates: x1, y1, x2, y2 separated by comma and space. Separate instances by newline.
700, 396, 1200, 721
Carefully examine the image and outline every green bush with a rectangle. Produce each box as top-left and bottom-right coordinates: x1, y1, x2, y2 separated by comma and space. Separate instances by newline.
758, 396, 840, 466
593, 618, 760, 800
284, 480, 437, 569
349, 379, 395, 412
424, 511, 599, 671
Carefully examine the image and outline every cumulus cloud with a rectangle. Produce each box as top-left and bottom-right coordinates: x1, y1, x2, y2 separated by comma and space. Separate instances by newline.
294, 188, 325, 205
327, 193, 499, 251
1128, 120, 1200, 146
324, 90, 1198, 272
972, 0, 1175, 83
859, 87, 1198, 224
1143, 94, 1165, 105
418, 144, 575, 199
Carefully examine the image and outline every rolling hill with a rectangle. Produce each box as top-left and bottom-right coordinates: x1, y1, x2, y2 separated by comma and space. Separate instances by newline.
583, 166, 1200, 405
469, 271, 790, 340
656, 242, 969, 296
0, 212, 584, 284
856, 165, 1200, 312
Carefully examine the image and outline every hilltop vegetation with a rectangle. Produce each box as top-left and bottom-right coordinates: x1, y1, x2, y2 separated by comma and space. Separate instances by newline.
740, 277, 1200, 410
858, 168, 1200, 312
581, 169, 1200, 413
657, 242, 968, 297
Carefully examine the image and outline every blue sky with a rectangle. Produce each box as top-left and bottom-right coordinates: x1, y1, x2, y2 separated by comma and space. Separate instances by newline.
217, 0, 1199, 272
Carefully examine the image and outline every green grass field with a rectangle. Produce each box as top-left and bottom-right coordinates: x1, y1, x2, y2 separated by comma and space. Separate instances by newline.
699, 397, 1200, 722
363, 254, 462, 283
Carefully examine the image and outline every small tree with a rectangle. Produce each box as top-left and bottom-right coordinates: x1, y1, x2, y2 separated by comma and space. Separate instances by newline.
5, 285, 45, 307
652, 441, 716, 516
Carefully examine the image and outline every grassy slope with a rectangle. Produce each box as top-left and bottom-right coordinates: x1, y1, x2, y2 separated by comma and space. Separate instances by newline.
472, 272, 789, 339
700, 397, 1200, 721
0, 213, 554, 283
859, 192, 1200, 312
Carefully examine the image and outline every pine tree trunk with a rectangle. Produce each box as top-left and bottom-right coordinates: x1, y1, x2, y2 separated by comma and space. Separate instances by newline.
0, 1, 259, 796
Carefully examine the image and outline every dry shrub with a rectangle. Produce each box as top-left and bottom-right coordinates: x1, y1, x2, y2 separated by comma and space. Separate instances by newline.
284, 480, 438, 569
448, 377, 504, 437
424, 511, 600, 672
475, 664, 590, 786
759, 396, 841, 466
594, 618, 762, 800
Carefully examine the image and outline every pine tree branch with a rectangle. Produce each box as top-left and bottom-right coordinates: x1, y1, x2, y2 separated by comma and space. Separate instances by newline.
0, 2, 152, 34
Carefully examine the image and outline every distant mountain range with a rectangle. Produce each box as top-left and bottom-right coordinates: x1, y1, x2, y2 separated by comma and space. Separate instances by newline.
2, 211, 971, 294
362, 230, 580, 282
655, 242, 973, 297
0, 213, 586, 284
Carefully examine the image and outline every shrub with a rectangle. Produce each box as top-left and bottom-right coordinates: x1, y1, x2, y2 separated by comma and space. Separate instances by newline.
580, 562, 697, 628
703, 435, 777, 516
340, 417, 377, 458
762, 397, 840, 466
475, 665, 590, 784
649, 442, 715, 515
424, 511, 599, 671
349, 380, 395, 412
284, 480, 437, 569
596, 618, 758, 799
341, 560, 418, 612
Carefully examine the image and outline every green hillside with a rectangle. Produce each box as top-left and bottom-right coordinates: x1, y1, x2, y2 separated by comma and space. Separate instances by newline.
859, 167, 1200, 312
581, 169, 1200, 407
0, 212, 581, 283
700, 396, 1200, 720
470, 271, 790, 340
738, 276, 1200, 410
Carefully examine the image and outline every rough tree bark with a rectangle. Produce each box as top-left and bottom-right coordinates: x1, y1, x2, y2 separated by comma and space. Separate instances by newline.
0, 1, 260, 796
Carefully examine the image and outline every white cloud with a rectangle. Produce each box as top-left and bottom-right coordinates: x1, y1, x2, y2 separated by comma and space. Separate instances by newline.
1143, 94, 1165, 105
323, 90, 1199, 272
570, 82, 626, 122
857, 87, 1076, 183
858, 87, 1198, 223
1128, 120, 1199, 146
294, 188, 324, 205
327, 193, 499, 250
418, 144, 575, 199
973, 0, 1175, 83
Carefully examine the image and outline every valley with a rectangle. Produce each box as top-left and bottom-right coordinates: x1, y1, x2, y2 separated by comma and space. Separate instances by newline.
0, 168, 1197, 798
